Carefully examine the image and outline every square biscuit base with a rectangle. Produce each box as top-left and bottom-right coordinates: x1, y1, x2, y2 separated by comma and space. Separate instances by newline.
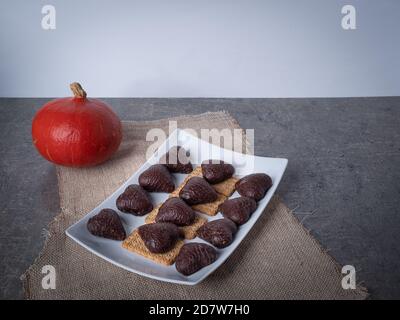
189, 166, 203, 177
192, 193, 227, 216
212, 177, 238, 197
145, 204, 163, 224
122, 230, 184, 266
180, 217, 207, 239
145, 203, 207, 239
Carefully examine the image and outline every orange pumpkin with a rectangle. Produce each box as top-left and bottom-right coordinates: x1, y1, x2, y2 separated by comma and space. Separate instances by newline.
32, 83, 122, 167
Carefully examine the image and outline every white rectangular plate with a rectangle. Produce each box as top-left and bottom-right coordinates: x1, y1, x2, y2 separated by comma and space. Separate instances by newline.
66, 129, 288, 285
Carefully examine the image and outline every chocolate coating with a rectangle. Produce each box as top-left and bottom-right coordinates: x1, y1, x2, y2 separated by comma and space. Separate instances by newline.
87, 209, 126, 241
201, 159, 235, 184
175, 243, 217, 276
179, 177, 218, 205
160, 146, 193, 174
235, 173, 272, 201
219, 196, 257, 225
156, 197, 195, 226
116, 184, 153, 216
138, 222, 181, 253
197, 218, 237, 248
139, 164, 175, 193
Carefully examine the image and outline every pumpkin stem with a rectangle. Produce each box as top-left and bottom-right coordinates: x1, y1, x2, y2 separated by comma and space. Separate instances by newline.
70, 82, 87, 99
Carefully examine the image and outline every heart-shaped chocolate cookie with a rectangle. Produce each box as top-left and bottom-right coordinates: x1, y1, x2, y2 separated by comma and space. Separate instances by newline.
197, 218, 237, 248
87, 209, 126, 241
138, 222, 181, 253
139, 164, 175, 193
179, 177, 218, 205
201, 159, 235, 184
219, 196, 257, 225
116, 184, 153, 215
235, 173, 272, 201
156, 197, 195, 226
160, 146, 193, 174
175, 243, 217, 276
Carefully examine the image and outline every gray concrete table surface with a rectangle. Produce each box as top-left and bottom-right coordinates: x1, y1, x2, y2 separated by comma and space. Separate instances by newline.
0, 97, 399, 299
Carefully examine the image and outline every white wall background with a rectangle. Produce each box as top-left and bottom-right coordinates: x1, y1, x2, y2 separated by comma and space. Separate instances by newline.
0, 0, 399, 97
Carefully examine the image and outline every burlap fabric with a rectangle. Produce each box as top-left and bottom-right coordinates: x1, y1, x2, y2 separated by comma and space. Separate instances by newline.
21, 111, 368, 300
